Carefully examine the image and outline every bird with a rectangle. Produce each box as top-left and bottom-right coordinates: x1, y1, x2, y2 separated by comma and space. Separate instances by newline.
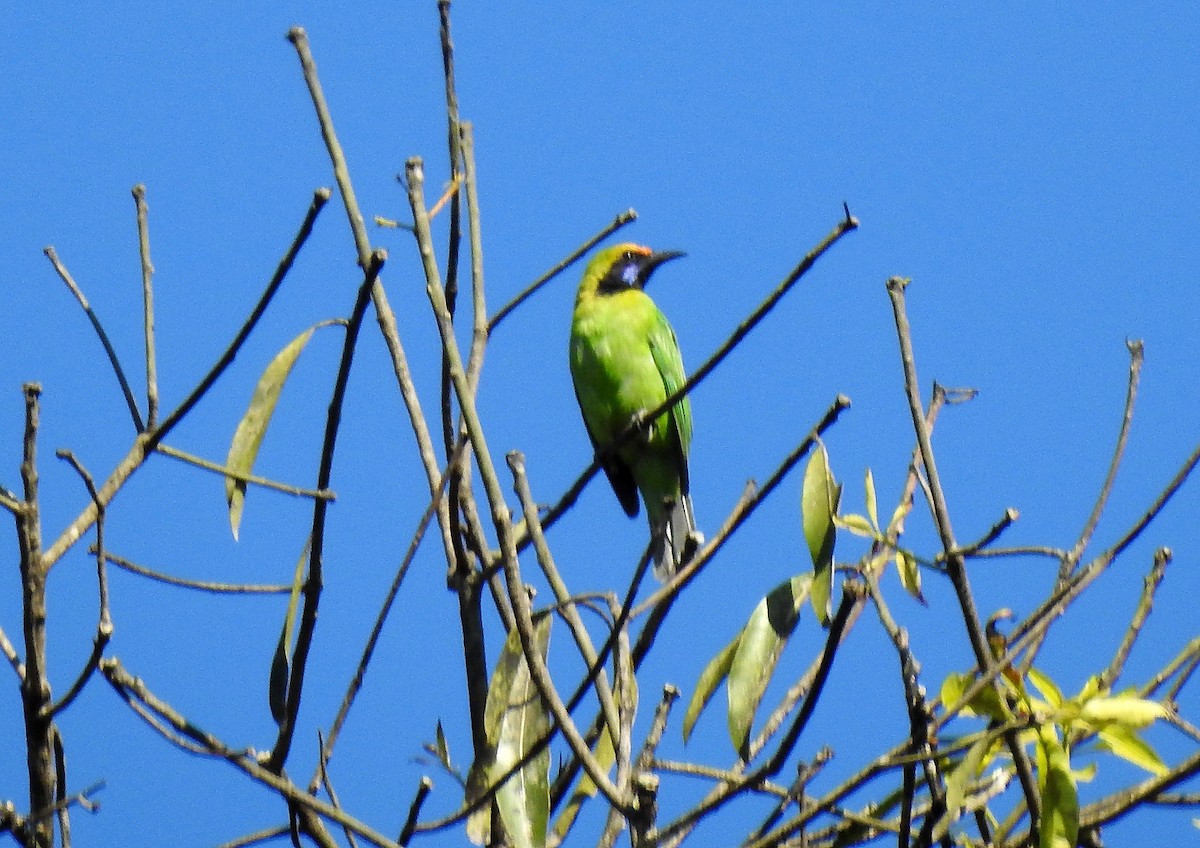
569, 242, 699, 579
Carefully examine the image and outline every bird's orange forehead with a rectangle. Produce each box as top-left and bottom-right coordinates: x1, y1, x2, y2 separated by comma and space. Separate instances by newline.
614, 242, 653, 256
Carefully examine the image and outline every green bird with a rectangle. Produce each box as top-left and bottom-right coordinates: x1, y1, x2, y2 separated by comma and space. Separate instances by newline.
569, 242, 699, 579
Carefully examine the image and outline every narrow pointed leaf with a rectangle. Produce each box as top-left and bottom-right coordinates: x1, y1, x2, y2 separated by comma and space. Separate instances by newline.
835, 513, 875, 537
934, 733, 992, 841
683, 631, 741, 744
1027, 667, 1065, 709
801, 442, 839, 625
435, 719, 451, 770
895, 549, 924, 603
225, 326, 317, 540
490, 616, 552, 848
269, 538, 310, 725
1080, 695, 1166, 729
728, 574, 813, 759
1037, 726, 1078, 848
1097, 723, 1168, 775
864, 468, 879, 530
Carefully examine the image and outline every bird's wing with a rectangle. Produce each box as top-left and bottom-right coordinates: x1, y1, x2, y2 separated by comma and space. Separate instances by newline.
647, 309, 692, 495
572, 384, 640, 517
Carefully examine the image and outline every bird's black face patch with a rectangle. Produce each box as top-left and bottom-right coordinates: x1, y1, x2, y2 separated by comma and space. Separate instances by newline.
598, 250, 645, 294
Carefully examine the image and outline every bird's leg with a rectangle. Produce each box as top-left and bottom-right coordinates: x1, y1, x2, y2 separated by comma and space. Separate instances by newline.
627, 409, 655, 445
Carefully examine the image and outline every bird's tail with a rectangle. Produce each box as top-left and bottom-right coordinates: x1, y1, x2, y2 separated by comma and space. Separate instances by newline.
651, 494, 700, 581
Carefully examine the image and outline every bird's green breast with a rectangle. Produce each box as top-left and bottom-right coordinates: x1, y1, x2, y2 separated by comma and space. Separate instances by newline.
570, 289, 673, 451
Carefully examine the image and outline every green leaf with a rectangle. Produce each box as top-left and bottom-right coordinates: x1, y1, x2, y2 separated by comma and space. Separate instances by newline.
269, 538, 310, 725
834, 513, 875, 537
895, 549, 924, 603
1080, 695, 1167, 729
864, 468, 879, 531
801, 441, 839, 625
1096, 723, 1168, 776
727, 574, 813, 759
683, 631, 741, 744
1027, 667, 1065, 710
489, 616, 552, 848
435, 719, 451, 771
940, 672, 1010, 723
225, 326, 317, 541
1036, 725, 1079, 848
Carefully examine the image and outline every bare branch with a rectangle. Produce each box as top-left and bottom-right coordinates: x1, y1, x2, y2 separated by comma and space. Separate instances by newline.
43, 246, 145, 432
487, 208, 638, 333
131, 184, 159, 429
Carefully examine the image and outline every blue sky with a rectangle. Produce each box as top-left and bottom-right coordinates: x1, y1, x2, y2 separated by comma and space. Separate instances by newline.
2, 3, 1198, 845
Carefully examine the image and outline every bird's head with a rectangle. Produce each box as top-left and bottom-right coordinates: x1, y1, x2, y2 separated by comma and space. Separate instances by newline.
581, 243, 686, 297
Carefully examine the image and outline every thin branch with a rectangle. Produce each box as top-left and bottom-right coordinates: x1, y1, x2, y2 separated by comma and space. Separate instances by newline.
409, 156, 628, 809
309, 445, 459, 792
267, 248, 386, 773
1104, 547, 1172, 694
101, 550, 291, 594
153, 188, 330, 443
509, 452, 622, 755
316, 731, 358, 848
397, 777, 434, 847
132, 183, 159, 429
886, 275, 1042, 826
154, 442, 334, 500
43, 246, 144, 431
18, 382, 56, 848
100, 658, 400, 848
44, 451, 112, 719
487, 208, 638, 333
287, 25, 456, 574
1067, 339, 1144, 569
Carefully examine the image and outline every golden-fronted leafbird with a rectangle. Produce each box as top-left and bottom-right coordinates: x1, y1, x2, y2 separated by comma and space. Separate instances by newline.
569, 242, 699, 579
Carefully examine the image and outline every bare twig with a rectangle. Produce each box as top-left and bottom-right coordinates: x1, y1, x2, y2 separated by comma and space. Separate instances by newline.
132, 184, 159, 429
309, 444, 460, 791
154, 443, 334, 500
45, 452, 112, 719
287, 25, 456, 575
487, 208, 638, 333
100, 658, 400, 847
17, 383, 56, 848
153, 188, 330, 444
886, 275, 1042, 826
398, 777, 434, 847
1067, 339, 1144, 569
102, 550, 291, 594
267, 249, 386, 772
1102, 546, 1171, 689
43, 246, 145, 432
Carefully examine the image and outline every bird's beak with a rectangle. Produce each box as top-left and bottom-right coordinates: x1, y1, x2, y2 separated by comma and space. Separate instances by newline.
638, 250, 686, 289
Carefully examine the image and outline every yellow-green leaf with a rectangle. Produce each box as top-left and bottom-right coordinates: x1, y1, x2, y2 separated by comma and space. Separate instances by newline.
1036, 725, 1078, 848
940, 672, 1010, 723
1027, 667, 1065, 710
1080, 695, 1167, 729
225, 326, 317, 540
835, 513, 875, 537
269, 538, 310, 725
490, 617, 552, 848
864, 468, 879, 531
728, 574, 813, 759
801, 442, 838, 625
895, 549, 924, 603
683, 631, 741, 744
1096, 723, 1168, 776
